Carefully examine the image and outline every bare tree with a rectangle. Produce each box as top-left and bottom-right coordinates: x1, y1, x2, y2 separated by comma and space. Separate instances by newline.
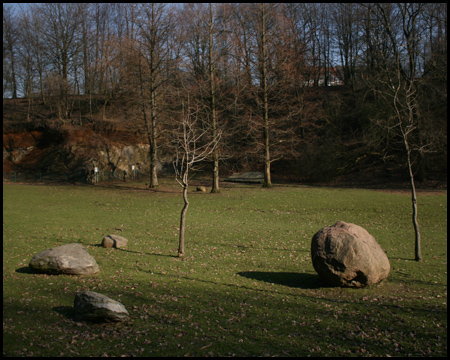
177, 4, 219, 192
22, 5, 48, 104
39, 4, 83, 82
172, 101, 220, 258
230, 3, 306, 187
366, 3, 433, 261
136, 3, 174, 188
37, 4, 84, 121
230, 3, 277, 187
208, 3, 220, 193
3, 4, 19, 98
259, 3, 272, 188
331, 4, 363, 89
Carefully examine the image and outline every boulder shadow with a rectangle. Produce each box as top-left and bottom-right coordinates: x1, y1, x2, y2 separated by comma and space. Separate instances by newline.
15, 266, 76, 276
15, 266, 40, 274
53, 306, 125, 323
53, 306, 77, 320
237, 271, 329, 289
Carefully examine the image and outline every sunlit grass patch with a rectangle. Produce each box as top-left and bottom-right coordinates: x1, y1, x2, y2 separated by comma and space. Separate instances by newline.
3, 181, 447, 356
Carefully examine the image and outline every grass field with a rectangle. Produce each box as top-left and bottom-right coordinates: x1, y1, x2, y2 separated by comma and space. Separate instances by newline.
3, 179, 447, 357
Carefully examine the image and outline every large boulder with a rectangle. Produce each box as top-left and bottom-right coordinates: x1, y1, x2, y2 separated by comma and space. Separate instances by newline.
74, 291, 129, 322
29, 243, 99, 275
102, 234, 128, 248
311, 221, 390, 288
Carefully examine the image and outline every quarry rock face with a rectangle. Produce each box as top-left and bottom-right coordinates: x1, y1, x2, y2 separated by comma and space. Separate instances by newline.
97, 144, 151, 173
29, 243, 99, 275
2, 127, 156, 176
74, 291, 129, 322
102, 234, 128, 248
311, 221, 390, 288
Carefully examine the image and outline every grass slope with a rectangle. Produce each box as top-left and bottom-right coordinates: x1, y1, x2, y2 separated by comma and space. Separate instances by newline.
3, 180, 447, 357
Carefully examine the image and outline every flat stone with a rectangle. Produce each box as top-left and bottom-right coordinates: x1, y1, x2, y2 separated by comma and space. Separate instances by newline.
102, 234, 128, 248
29, 243, 99, 275
74, 291, 129, 322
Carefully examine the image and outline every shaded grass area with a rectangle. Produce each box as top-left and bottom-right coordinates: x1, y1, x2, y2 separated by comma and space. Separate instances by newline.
3, 180, 447, 356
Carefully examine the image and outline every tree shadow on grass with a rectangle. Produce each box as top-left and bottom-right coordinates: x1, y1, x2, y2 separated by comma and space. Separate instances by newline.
116, 248, 178, 258
237, 271, 330, 289
87, 244, 177, 258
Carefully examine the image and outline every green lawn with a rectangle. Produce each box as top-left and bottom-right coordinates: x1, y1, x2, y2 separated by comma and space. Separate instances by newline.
3, 180, 447, 357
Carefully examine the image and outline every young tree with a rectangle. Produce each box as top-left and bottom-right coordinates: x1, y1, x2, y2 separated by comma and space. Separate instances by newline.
172, 101, 220, 258
366, 3, 432, 261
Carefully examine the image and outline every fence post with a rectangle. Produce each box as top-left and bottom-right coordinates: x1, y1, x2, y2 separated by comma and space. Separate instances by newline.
40, 172, 42, 182
14, 172, 17, 183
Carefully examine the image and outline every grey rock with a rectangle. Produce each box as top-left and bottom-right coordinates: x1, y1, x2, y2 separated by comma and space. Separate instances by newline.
74, 291, 129, 322
311, 221, 390, 288
102, 234, 128, 248
29, 243, 99, 275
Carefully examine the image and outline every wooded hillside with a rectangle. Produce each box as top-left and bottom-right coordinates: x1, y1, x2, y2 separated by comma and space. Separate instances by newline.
3, 4, 447, 187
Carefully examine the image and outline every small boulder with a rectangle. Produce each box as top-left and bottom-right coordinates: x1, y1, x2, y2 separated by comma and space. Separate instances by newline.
29, 243, 99, 275
102, 234, 128, 248
311, 221, 390, 288
74, 291, 129, 322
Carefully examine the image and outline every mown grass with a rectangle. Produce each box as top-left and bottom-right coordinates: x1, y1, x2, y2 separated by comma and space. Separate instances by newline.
3, 179, 447, 357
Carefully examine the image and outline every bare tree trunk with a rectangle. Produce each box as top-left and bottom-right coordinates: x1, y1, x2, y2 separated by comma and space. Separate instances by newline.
408, 154, 422, 261
398, 91, 423, 262
209, 4, 220, 193
178, 172, 189, 258
150, 156, 159, 188
211, 151, 220, 193
11, 56, 18, 99
404, 125, 422, 261
263, 114, 272, 188
150, 89, 159, 188
261, 3, 272, 188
